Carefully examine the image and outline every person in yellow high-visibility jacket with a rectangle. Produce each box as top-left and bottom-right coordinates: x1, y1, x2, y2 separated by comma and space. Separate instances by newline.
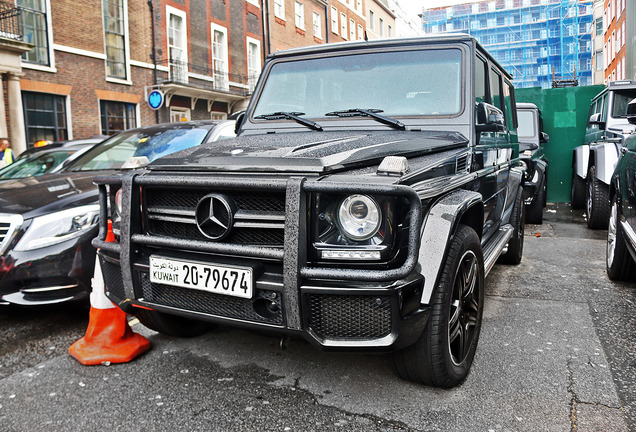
0, 138, 14, 168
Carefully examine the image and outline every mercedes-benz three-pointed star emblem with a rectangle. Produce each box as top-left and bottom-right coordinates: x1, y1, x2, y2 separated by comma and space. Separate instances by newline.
195, 194, 236, 240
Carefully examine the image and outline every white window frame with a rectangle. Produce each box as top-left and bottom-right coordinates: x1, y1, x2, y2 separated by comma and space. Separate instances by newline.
211, 22, 229, 91
97, 100, 139, 135
245, 0, 260, 7
166, 5, 188, 83
340, 12, 347, 38
331, 6, 338, 34
369, 10, 375, 31
246, 36, 261, 92
357, 23, 363, 40
313, 11, 321, 39
274, 0, 285, 20
170, 107, 191, 123
349, 18, 355, 40
102, 0, 132, 85
295, 1, 304, 29
20, 0, 56, 73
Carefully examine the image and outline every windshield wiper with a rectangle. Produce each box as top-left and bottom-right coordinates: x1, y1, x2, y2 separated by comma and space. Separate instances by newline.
255, 111, 323, 131
324, 108, 406, 130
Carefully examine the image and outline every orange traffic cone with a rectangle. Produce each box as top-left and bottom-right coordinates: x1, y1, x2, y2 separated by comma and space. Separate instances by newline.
69, 221, 151, 365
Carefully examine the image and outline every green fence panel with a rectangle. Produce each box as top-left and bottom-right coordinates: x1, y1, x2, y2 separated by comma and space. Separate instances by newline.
517, 85, 605, 203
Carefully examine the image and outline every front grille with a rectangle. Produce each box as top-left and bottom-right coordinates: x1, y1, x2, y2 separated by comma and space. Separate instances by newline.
139, 273, 284, 325
101, 259, 126, 300
0, 222, 11, 244
144, 188, 286, 246
0, 214, 21, 255
307, 294, 392, 339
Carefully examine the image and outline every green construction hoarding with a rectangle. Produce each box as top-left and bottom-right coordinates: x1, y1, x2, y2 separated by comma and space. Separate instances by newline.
516, 85, 604, 203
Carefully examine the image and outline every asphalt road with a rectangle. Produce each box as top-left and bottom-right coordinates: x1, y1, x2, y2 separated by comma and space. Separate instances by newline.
0, 203, 634, 431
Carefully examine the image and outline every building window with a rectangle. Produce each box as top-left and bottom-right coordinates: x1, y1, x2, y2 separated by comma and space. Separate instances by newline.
379, 17, 384, 37
313, 11, 321, 38
170, 107, 191, 123
167, 7, 188, 83
100, 100, 136, 136
103, 0, 127, 80
369, 10, 375, 31
349, 18, 355, 40
295, 1, 304, 29
17, 0, 50, 66
246, 37, 261, 92
356, 0, 361, 11
274, 0, 285, 20
388, 25, 392, 37
357, 24, 363, 40
22, 92, 67, 145
340, 12, 347, 38
211, 23, 229, 91
331, 6, 338, 34
595, 17, 602, 36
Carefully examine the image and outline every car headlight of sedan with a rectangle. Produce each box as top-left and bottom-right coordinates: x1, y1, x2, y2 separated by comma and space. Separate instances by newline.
15, 204, 100, 251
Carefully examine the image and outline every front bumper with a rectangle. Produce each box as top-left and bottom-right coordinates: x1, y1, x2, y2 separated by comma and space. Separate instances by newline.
93, 172, 427, 350
99, 250, 428, 351
0, 230, 95, 306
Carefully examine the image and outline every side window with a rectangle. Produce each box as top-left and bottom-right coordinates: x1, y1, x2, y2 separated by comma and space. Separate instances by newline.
474, 55, 487, 104
601, 94, 608, 121
503, 80, 517, 131
489, 68, 503, 112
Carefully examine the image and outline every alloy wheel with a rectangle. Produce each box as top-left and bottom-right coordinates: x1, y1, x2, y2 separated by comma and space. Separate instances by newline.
448, 250, 481, 366
607, 200, 618, 268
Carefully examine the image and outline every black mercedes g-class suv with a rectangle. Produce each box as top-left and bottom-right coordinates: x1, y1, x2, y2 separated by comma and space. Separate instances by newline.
94, 35, 525, 388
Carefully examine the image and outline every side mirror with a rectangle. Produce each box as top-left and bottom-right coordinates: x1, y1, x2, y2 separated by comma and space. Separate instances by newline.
627, 98, 636, 126
589, 112, 605, 128
476, 102, 505, 133
234, 113, 245, 135
540, 131, 549, 143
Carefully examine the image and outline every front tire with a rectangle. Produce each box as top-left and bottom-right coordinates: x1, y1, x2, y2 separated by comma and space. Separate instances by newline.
393, 225, 484, 387
571, 166, 586, 209
586, 166, 610, 229
526, 178, 545, 224
136, 309, 211, 338
606, 196, 636, 281
499, 187, 524, 265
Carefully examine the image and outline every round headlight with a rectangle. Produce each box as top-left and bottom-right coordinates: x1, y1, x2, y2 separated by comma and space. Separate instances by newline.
337, 194, 381, 240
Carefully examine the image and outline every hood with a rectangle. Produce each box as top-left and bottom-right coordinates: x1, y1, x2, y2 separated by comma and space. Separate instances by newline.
0, 171, 104, 218
150, 130, 468, 174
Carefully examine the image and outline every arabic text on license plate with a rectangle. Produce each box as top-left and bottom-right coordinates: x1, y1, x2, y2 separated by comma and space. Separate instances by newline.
149, 256, 253, 299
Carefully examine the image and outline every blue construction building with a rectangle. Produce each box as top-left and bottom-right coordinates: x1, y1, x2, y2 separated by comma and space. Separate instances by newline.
421, 0, 594, 88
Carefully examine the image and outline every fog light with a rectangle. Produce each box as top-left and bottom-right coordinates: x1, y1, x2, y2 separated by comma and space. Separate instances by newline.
321, 249, 381, 260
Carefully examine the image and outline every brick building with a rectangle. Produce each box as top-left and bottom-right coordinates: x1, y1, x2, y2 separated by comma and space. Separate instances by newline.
263, 0, 368, 54
603, 0, 635, 81
0, 0, 263, 154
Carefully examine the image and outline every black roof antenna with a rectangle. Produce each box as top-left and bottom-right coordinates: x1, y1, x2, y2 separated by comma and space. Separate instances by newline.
364, 31, 368, 41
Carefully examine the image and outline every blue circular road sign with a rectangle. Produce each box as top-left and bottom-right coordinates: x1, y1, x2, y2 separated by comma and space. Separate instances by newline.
148, 90, 164, 110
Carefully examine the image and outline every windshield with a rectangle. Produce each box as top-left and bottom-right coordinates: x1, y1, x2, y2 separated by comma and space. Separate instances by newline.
612, 90, 636, 118
0, 149, 76, 179
253, 48, 463, 120
517, 110, 537, 139
68, 127, 210, 171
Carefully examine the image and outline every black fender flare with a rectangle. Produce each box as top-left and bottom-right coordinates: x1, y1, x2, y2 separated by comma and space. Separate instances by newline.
418, 189, 483, 305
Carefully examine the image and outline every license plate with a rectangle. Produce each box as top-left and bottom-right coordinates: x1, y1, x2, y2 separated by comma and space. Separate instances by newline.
149, 256, 253, 299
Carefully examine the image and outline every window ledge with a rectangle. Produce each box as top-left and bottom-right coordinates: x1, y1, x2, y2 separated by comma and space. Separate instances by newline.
106, 77, 133, 86
21, 62, 57, 74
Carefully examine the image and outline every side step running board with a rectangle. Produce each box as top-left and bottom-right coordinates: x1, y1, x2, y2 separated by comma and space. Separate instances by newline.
483, 224, 514, 276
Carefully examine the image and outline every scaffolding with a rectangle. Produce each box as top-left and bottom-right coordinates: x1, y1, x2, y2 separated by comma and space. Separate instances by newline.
422, 0, 594, 89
